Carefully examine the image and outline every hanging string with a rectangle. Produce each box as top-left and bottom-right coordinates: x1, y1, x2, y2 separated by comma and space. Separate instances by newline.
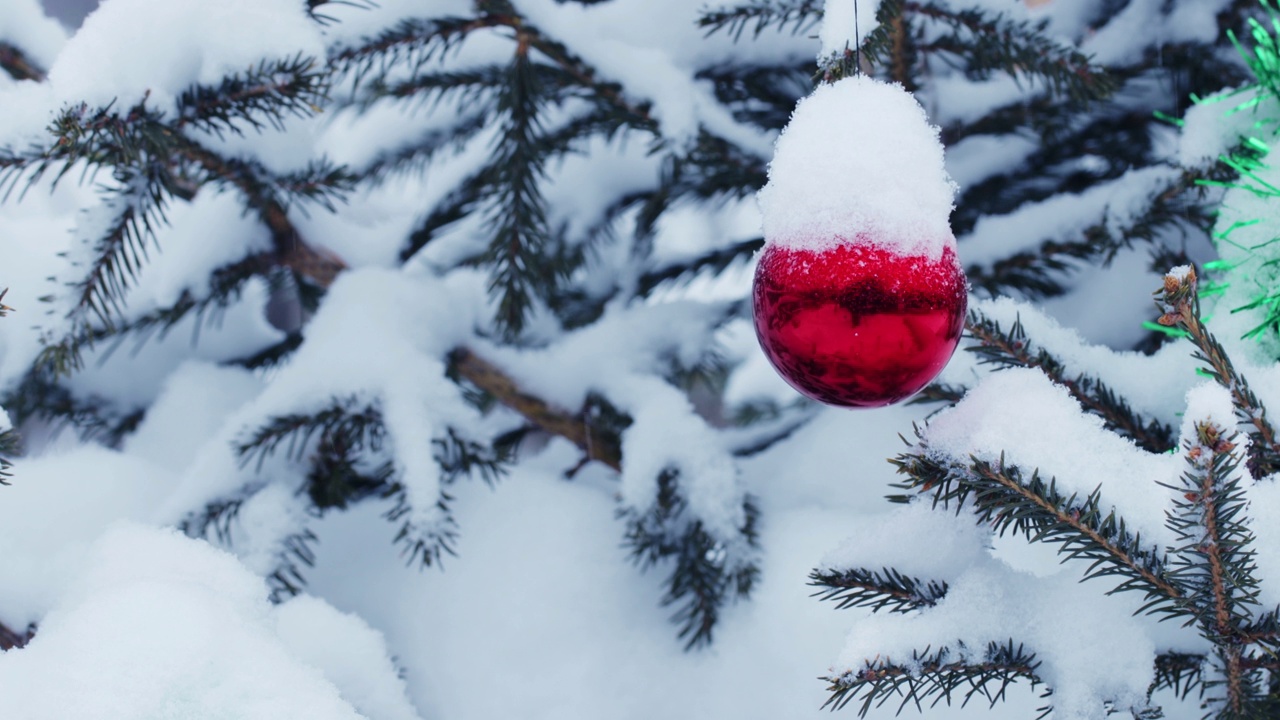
853, 0, 860, 76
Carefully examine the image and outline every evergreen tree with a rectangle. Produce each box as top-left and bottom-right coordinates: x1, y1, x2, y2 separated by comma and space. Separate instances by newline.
801, 2, 1280, 717
3, 0, 1280, 716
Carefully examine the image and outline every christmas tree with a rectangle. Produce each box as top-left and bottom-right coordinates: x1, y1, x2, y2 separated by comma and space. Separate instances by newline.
0, 0, 1277, 717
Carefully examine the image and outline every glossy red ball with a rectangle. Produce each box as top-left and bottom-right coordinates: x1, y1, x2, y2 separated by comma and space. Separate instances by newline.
752, 240, 967, 408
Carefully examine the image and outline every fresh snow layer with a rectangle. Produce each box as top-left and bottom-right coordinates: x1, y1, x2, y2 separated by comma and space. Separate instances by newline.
48, 0, 324, 112
925, 368, 1179, 549
0, 0, 66, 68
0, 524, 421, 720
961, 166, 1182, 268
758, 76, 957, 258
1179, 88, 1278, 167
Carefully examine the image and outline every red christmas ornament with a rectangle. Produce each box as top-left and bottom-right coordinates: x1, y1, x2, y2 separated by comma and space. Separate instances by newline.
752, 240, 966, 408
752, 75, 966, 408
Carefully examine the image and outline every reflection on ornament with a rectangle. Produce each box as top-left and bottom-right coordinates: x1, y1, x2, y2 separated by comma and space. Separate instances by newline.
752, 241, 966, 408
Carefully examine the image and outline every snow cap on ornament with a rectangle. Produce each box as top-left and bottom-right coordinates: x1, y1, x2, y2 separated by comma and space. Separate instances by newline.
757, 75, 958, 259
752, 76, 966, 409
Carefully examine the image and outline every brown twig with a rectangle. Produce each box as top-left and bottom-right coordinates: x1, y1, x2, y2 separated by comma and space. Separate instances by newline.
889, 13, 914, 90
0, 620, 33, 650
174, 141, 346, 287
449, 347, 622, 472
0, 42, 44, 82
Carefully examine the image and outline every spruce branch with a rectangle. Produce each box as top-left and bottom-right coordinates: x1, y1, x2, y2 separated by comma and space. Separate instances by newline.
822, 640, 1044, 716
357, 113, 491, 185
1157, 267, 1280, 478
178, 489, 323, 602
32, 167, 174, 378
0, 290, 17, 483
449, 347, 622, 471
173, 55, 328, 138
237, 399, 507, 572
355, 68, 502, 114
0, 42, 44, 82
965, 236, 1100, 298
60, 252, 278, 366
964, 310, 1176, 453
697, 61, 811, 131
385, 490, 460, 568
266, 527, 321, 602
808, 567, 948, 613
966, 169, 1212, 299
516, 23, 656, 129
236, 399, 386, 470
908, 382, 967, 407
697, 0, 822, 40
482, 36, 559, 339
340, 2, 659, 133
636, 238, 763, 296
398, 169, 489, 262
181, 495, 250, 547
952, 113, 1223, 238
2, 364, 142, 447
16, 94, 348, 374
330, 14, 512, 81
892, 452, 1183, 614
0, 426, 15, 485
1166, 421, 1264, 715
1151, 652, 1208, 702
622, 468, 760, 650
904, 2, 1114, 102
450, 349, 758, 649
846, 0, 1110, 99
73, 181, 167, 327
171, 138, 353, 286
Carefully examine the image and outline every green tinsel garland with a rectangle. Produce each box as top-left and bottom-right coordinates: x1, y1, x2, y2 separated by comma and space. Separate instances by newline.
1194, 1, 1280, 355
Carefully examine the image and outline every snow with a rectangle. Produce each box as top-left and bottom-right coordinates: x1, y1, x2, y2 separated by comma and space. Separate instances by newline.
158, 266, 490, 533
513, 0, 794, 151
486, 300, 751, 548
120, 189, 274, 315
0, 1, 1278, 719
961, 165, 1183, 268
123, 362, 263, 473
956, 296, 1201, 423
0, 0, 66, 69
1082, 0, 1233, 66
320, 0, 474, 49
818, 501, 988, 581
832, 565, 1158, 720
0, 524, 418, 720
274, 595, 423, 720
1248, 479, 1280, 607
819, 0, 881, 60
1179, 87, 1280, 166
0, 445, 174, 625
758, 76, 958, 259
945, 133, 1038, 190
925, 368, 1179, 548
49, 0, 325, 113
1180, 382, 1243, 449
928, 73, 1034, 127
